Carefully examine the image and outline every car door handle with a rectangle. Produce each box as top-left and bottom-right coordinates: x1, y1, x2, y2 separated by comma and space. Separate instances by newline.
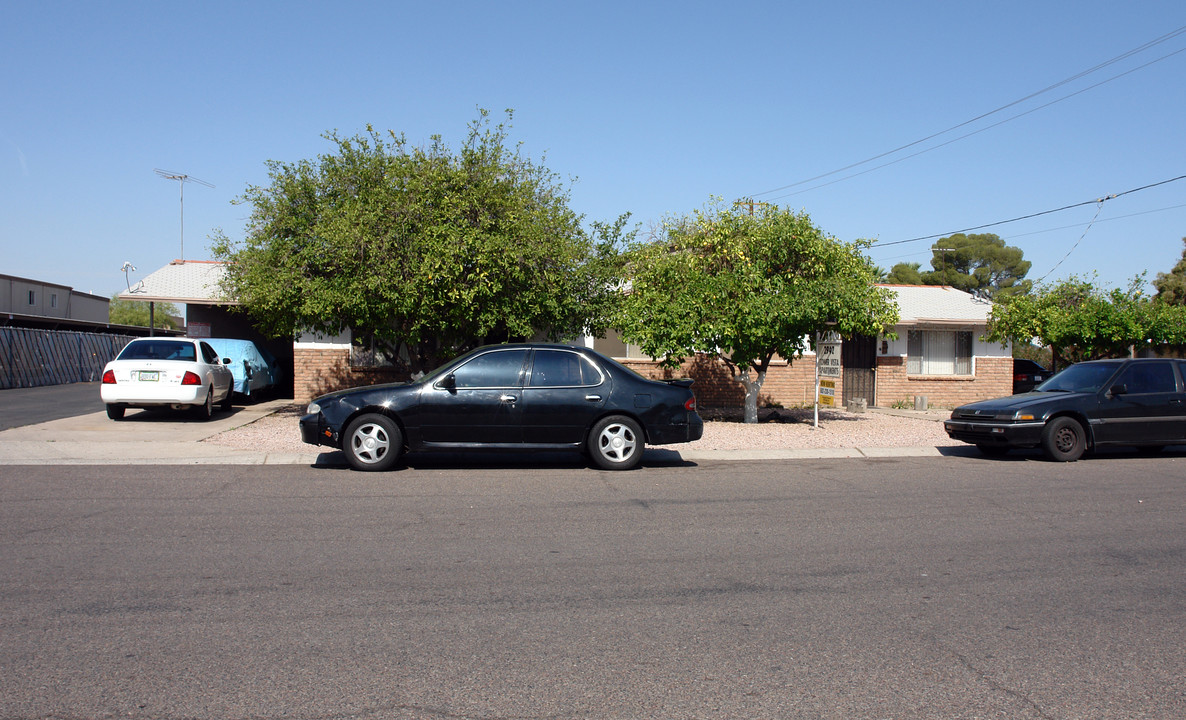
500, 394, 517, 403
585, 395, 602, 402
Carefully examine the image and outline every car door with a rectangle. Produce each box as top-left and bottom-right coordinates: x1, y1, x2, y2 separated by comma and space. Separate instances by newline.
1092, 360, 1183, 446
520, 348, 608, 445
199, 341, 233, 399
416, 348, 528, 445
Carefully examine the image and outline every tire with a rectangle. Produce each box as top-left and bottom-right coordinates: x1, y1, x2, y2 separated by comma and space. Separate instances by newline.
1041, 416, 1086, 462
219, 387, 234, 411
588, 415, 644, 471
343, 413, 403, 472
106, 404, 126, 420
976, 443, 1010, 457
193, 388, 214, 421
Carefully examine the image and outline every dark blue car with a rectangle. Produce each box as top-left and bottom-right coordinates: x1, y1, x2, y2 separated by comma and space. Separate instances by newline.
300, 343, 704, 471
945, 358, 1186, 461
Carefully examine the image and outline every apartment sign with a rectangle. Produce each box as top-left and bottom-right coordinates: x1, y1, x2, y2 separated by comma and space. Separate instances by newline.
817, 335, 841, 378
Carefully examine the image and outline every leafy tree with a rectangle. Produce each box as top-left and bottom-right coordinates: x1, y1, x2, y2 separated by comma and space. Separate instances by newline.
108, 294, 181, 330
986, 274, 1186, 369
885, 262, 923, 284
616, 201, 899, 423
1153, 237, 1186, 305
924, 233, 1031, 298
212, 110, 623, 373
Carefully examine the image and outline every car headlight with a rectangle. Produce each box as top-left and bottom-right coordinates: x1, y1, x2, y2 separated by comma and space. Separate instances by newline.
306, 401, 321, 415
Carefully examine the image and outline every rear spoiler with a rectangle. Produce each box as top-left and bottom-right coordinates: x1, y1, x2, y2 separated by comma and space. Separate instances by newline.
661, 378, 695, 388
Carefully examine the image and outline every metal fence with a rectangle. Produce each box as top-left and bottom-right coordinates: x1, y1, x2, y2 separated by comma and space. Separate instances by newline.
0, 327, 134, 389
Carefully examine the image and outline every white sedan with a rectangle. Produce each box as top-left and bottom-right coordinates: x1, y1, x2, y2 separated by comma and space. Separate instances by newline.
100, 338, 234, 420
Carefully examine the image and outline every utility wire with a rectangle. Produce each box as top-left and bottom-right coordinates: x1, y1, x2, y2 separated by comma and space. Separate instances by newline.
871, 174, 1186, 249
750, 25, 1186, 199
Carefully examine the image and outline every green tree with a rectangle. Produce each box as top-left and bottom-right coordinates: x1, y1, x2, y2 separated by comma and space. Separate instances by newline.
885, 262, 923, 284
986, 275, 1186, 369
1153, 237, 1186, 305
212, 110, 623, 373
924, 233, 1031, 298
108, 294, 181, 330
616, 201, 899, 423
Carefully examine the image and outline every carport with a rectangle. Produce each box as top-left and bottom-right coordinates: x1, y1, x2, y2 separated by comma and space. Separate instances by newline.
119, 260, 294, 398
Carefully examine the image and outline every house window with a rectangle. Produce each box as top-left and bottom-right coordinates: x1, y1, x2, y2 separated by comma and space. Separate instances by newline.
28, 290, 36, 305
907, 329, 972, 375
50, 293, 58, 309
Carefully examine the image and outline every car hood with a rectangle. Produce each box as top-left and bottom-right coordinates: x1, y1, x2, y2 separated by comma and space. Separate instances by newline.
952, 391, 1094, 416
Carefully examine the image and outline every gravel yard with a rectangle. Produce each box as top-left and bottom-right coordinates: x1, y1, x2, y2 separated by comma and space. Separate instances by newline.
204, 405, 961, 454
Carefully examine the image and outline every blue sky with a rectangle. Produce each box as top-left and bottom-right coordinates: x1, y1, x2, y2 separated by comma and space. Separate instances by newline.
3, 1, 1184, 302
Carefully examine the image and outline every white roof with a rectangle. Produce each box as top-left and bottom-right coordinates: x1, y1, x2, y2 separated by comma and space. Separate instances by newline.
880, 284, 992, 326
118, 260, 233, 305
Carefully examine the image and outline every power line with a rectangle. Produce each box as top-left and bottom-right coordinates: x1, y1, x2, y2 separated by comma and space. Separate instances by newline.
870, 174, 1186, 249
750, 25, 1186, 199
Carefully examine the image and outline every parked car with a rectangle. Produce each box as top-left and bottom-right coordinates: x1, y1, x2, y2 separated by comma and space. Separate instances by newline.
944, 358, 1186, 461
204, 338, 281, 400
300, 343, 704, 471
1012, 358, 1050, 394
100, 337, 234, 420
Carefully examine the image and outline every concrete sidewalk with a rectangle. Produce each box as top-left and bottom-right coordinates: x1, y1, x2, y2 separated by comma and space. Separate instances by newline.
0, 401, 958, 466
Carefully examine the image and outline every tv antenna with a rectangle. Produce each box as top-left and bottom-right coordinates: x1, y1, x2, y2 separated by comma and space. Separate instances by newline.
154, 168, 214, 260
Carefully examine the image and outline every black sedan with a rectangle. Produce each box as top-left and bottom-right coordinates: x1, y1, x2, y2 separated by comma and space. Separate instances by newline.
300, 343, 704, 471
945, 358, 1186, 461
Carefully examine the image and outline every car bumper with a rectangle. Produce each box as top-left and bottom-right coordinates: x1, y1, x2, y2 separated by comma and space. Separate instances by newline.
300, 413, 340, 448
100, 384, 208, 407
648, 413, 705, 445
943, 419, 1045, 447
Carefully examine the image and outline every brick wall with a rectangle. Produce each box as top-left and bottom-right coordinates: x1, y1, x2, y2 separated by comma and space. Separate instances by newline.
293, 346, 408, 403
617, 354, 822, 409
874, 355, 1011, 408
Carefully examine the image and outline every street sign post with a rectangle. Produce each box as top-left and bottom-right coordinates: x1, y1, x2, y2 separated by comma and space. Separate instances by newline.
814, 332, 842, 428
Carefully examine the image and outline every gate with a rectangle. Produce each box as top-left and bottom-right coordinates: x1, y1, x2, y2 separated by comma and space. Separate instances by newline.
841, 335, 877, 407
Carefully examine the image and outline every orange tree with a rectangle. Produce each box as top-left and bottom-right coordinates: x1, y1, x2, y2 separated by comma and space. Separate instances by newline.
616, 201, 898, 423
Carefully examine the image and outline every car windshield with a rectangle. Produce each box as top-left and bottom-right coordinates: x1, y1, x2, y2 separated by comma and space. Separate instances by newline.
117, 340, 196, 362
1036, 362, 1122, 393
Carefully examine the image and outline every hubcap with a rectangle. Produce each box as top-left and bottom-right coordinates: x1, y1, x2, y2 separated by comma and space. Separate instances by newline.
598, 423, 637, 462
352, 424, 390, 464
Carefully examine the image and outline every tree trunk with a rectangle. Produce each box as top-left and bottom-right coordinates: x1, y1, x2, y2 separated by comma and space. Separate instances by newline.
730, 363, 769, 424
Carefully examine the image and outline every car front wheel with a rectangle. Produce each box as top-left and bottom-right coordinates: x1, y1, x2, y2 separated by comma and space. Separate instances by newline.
1041, 416, 1086, 462
588, 415, 644, 471
343, 413, 403, 472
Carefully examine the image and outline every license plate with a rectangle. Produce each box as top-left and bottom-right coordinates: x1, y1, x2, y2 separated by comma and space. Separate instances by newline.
137, 371, 159, 382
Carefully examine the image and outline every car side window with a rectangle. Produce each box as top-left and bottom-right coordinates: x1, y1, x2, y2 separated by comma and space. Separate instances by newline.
450, 349, 528, 389
199, 342, 219, 365
529, 350, 603, 387
1114, 361, 1177, 394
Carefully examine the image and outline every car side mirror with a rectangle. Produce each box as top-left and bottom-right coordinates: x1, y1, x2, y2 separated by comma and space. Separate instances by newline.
438, 373, 456, 390
1109, 383, 1127, 397
222, 358, 232, 365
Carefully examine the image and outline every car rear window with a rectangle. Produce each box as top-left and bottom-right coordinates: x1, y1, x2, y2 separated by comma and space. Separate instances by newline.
118, 340, 196, 362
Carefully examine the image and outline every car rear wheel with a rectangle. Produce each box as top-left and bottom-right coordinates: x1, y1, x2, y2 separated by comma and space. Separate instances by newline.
1041, 416, 1086, 462
588, 415, 644, 471
106, 403, 126, 420
193, 388, 214, 421
344, 413, 403, 472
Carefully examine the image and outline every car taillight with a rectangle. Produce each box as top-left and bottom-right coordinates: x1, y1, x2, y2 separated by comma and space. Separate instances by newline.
1014, 373, 1026, 381
685, 396, 697, 411
181, 371, 202, 386
102, 370, 116, 384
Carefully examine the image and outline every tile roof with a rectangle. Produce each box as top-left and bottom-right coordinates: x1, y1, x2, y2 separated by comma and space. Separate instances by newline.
879, 284, 993, 325
118, 260, 234, 305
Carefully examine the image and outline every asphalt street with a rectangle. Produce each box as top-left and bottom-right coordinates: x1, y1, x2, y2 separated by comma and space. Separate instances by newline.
0, 381, 104, 430
3, 458, 1185, 719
